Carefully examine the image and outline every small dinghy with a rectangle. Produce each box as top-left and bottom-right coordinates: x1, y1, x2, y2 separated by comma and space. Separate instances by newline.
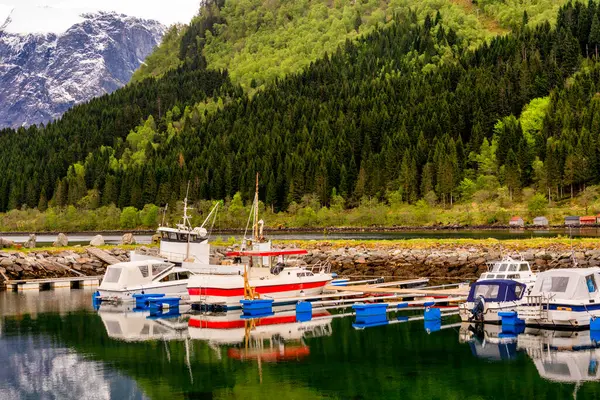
459, 279, 527, 323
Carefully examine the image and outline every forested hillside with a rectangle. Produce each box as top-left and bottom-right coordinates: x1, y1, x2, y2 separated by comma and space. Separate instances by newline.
2, 1, 600, 230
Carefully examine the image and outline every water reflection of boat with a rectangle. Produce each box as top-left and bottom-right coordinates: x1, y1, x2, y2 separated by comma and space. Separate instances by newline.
459, 323, 518, 361
518, 328, 600, 385
98, 305, 189, 342
188, 308, 333, 346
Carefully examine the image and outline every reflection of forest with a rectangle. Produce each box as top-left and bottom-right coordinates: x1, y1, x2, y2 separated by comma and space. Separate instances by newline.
3, 310, 599, 399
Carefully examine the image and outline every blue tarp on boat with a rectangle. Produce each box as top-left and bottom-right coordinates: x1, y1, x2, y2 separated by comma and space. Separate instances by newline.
467, 279, 526, 302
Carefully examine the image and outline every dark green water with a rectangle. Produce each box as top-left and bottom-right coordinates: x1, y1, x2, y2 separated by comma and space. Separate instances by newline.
1, 290, 600, 399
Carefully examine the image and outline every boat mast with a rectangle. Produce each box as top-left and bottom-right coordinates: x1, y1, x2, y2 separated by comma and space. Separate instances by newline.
254, 172, 259, 242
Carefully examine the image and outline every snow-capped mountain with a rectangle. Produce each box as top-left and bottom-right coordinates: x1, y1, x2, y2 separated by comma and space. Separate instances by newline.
0, 8, 165, 128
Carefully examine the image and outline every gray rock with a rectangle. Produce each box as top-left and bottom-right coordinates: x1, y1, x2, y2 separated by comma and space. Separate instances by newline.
53, 233, 69, 247
90, 235, 105, 246
121, 233, 136, 245
23, 234, 36, 249
0, 258, 13, 267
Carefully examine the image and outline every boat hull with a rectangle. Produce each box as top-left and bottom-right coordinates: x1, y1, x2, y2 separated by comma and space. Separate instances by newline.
98, 281, 189, 300
459, 302, 521, 323
188, 273, 331, 308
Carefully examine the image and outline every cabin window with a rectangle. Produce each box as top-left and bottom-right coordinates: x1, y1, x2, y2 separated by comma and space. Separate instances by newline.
103, 267, 122, 283
486, 274, 495, 279
152, 263, 170, 276
541, 276, 569, 293
588, 359, 599, 376
520, 263, 529, 271
168, 232, 178, 240
508, 264, 517, 272
177, 233, 187, 241
178, 272, 190, 280
160, 273, 178, 282
586, 275, 597, 293
474, 284, 499, 299
496, 274, 505, 279
507, 274, 519, 279
161, 232, 169, 239
138, 265, 149, 278
498, 263, 508, 272
514, 285, 524, 299
297, 272, 305, 277
306, 272, 314, 276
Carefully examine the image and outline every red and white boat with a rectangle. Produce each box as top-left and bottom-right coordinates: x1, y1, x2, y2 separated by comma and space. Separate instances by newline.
187, 248, 333, 309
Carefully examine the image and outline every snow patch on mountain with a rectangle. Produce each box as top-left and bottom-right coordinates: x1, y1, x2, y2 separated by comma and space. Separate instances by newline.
0, 10, 165, 128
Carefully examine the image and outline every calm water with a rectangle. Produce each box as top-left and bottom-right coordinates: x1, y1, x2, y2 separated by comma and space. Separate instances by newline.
1, 290, 600, 399
3, 227, 600, 246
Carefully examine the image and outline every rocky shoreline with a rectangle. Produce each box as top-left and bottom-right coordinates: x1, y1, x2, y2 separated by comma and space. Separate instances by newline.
2, 241, 600, 286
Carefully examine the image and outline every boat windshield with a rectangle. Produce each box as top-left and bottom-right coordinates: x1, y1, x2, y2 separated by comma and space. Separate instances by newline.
152, 263, 171, 276
473, 284, 499, 299
540, 276, 569, 293
507, 264, 517, 272
498, 263, 508, 272
520, 263, 530, 271
104, 267, 122, 283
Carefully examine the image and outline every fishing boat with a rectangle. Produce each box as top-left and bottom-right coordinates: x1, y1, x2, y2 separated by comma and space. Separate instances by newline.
458, 279, 527, 323
187, 248, 333, 308
477, 256, 537, 285
130, 194, 219, 265
517, 267, 600, 328
97, 260, 197, 300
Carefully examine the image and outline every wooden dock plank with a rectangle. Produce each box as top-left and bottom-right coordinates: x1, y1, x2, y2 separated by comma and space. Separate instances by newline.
87, 247, 121, 265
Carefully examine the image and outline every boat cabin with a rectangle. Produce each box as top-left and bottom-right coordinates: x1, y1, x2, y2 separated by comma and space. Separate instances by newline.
479, 257, 534, 282
467, 279, 527, 303
100, 260, 191, 289
529, 268, 600, 301
155, 226, 210, 264
225, 249, 309, 271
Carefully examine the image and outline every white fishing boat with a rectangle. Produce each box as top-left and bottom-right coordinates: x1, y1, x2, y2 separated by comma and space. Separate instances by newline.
459, 279, 527, 323
97, 260, 196, 300
517, 268, 600, 328
130, 195, 219, 265
478, 256, 537, 285
187, 248, 333, 309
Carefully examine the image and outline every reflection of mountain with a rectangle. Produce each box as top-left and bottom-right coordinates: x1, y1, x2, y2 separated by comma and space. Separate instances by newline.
0, 335, 145, 399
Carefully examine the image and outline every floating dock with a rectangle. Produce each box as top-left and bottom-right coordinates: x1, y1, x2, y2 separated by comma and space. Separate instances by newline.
5, 276, 102, 291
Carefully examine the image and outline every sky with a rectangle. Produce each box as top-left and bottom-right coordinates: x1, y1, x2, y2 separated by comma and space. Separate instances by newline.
0, 0, 201, 28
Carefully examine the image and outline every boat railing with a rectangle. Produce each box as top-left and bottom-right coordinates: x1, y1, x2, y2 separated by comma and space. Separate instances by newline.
517, 294, 550, 320
305, 259, 332, 275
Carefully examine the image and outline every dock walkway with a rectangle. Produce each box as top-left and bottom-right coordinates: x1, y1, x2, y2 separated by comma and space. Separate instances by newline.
5, 275, 102, 291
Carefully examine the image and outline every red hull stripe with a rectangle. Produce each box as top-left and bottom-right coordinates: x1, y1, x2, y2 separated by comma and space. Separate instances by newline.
188, 312, 331, 329
188, 280, 329, 297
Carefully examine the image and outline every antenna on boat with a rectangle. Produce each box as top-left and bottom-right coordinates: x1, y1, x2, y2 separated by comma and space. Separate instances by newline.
161, 203, 168, 227
183, 181, 192, 229
254, 172, 259, 242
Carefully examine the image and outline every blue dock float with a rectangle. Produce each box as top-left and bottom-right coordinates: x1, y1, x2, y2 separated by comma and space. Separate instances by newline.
353, 303, 388, 329
133, 293, 166, 309
240, 299, 274, 317
499, 311, 525, 333
424, 307, 441, 321
296, 301, 313, 322
330, 278, 350, 286
148, 297, 180, 311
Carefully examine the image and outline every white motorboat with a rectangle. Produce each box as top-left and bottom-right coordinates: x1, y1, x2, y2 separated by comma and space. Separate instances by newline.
478, 256, 537, 285
459, 279, 527, 323
517, 267, 600, 328
97, 260, 196, 300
